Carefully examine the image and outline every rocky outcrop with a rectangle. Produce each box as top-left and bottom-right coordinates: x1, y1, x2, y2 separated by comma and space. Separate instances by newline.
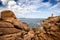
41, 16, 60, 31
40, 16, 60, 40
0, 10, 60, 40
0, 10, 30, 40
1, 10, 29, 30
1, 10, 16, 19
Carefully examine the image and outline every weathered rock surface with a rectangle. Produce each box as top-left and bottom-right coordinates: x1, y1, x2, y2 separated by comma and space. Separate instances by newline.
41, 16, 60, 31
0, 21, 14, 28
1, 10, 29, 30
0, 10, 30, 40
40, 16, 60, 40
0, 10, 60, 40
1, 10, 16, 19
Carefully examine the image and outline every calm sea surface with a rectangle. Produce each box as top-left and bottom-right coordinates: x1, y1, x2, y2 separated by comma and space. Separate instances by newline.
18, 18, 45, 27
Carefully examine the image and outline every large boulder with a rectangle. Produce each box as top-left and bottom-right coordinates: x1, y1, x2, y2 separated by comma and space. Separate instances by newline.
3, 17, 29, 30
40, 16, 60, 40
41, 16, 60, 31
0, 10, 30, 39
0, 21, 14, 28
1, 10, 16, 20
0, 21, 21, 35
0, 28, 21, 35
1, 10, 29, 30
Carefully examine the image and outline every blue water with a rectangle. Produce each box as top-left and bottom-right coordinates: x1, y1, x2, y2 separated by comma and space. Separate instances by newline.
18, 18, 45, 27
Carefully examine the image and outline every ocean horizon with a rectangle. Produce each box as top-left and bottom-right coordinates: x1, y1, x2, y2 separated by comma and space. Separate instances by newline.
18, 18, 45, 28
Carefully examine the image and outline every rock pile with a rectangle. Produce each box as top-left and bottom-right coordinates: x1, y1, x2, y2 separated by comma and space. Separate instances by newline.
40, 16, 60, 40
0, 10, 60, 40
0, 10, 30, 40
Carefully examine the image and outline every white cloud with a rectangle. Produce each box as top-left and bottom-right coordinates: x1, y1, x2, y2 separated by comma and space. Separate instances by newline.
49, 3, 60, 16
42, 2, 52, 7
50, 3, 60, 9
1, 0, 7, 5
7, 0, 43, 18
0, 0, 54, 18
1, 0, 14, 5
8, 1, 16, 8
7, 0, 52, 18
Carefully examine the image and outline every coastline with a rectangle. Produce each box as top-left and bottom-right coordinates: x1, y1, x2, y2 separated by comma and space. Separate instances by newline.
0, 10, 60, 40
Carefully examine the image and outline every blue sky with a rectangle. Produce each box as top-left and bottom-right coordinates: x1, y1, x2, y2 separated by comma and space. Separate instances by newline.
0, 0, 60, 18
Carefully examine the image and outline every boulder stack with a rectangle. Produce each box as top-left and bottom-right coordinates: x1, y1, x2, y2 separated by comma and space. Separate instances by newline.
40, 16, 60, 40
0, 10, 30, 40
41, 16, 60, 31
1, 10, 29, 30
1, 10, 16, 19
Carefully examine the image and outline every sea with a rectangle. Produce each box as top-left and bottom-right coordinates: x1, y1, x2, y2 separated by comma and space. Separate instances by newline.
18, 18, 45, 28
